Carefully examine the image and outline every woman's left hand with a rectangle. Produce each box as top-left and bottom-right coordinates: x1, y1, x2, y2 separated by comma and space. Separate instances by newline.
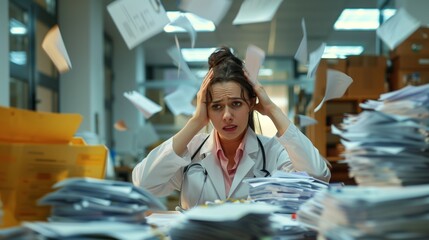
253, 83, 277, 117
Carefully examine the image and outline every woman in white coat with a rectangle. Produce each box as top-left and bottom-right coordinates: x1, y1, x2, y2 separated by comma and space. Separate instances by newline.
132, 47, 331, 210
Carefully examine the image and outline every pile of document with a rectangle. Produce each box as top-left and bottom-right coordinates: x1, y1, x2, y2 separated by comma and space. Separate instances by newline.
169, 203, 279, 240
0, 222, 161, 240
38, 177, 166, 223
270, 213, 317, 239
244, 171, 329, 213
332, 84, 429, 186
316, 185, 429, 239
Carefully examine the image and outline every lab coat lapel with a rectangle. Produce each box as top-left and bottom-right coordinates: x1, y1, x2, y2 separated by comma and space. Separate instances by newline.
199, 131, 226, 199
228, 128, 259, 198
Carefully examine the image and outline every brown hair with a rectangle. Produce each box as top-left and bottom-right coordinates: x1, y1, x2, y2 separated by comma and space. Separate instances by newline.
206, 47, 257, 130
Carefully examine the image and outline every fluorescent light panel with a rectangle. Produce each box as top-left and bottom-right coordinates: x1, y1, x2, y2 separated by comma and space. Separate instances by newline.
9, 18, 27, 35
334, 8, 396, 30
181, 48, 216, 62
322, 46, 364, 59
164, 11, 215, 32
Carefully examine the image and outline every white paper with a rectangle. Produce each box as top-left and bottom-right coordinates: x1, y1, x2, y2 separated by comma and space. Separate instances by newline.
294, 18, 308, 65
376, 8, 420, 50
164, 85, 198, 116
233, 0, 283, 25
41, 25, 72, 73
168, 14, 197, 48
314, 69, 353, 112
179, 0, 232, 25
307, 42, 326, 79
244, 45, 265, 84
185, 203, 279, 221
107, 0, 170, 49
123, 91, 162, 119
167, 46, 198, 82
297, 115, 318, 127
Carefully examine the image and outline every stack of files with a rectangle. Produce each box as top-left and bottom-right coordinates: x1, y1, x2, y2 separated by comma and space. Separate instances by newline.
38, 177, 166, 223
333, 84, 429, 186
244, 171, 329, 213
317, 185, 429, 240
0, 221, 161, 240
270, 213, 317, 240
169, 203, 279, 240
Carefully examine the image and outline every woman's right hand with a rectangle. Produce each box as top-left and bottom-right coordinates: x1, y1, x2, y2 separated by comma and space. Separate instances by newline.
191, 69, 213, 128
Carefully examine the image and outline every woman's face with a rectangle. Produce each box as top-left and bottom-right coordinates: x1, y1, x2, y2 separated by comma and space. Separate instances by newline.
208, 81, 252, 142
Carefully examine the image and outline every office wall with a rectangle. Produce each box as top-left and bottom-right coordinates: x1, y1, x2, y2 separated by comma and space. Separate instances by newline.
0, 0, 9, 106
58, 0, 105, 142
104, 0, 147, 155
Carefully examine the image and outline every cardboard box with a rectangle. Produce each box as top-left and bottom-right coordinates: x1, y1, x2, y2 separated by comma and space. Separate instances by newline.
391, 69, 429, 90
391, 27, 429, 57
391, 55, 429, 70
0, 106, 107, 228
346, 55, 387, 98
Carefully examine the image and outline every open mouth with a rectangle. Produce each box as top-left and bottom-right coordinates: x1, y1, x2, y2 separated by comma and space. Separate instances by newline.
223, 125, 237, 132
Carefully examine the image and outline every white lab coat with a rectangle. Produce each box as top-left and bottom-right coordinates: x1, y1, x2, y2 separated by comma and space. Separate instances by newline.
132, 125, 330, 209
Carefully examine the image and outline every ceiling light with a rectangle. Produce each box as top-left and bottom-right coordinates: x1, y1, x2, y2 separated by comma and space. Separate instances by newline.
181, 48, 216, 62
334, 8, 397, 30
322, 46, 364, 59
9, 18, 27, 35
164, 11, 215, 32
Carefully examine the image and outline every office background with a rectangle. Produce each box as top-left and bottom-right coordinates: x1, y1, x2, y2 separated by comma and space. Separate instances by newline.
1, 0, 428, 169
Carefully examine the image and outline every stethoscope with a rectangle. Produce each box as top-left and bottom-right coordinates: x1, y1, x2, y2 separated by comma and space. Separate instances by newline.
176, 135, 270, 211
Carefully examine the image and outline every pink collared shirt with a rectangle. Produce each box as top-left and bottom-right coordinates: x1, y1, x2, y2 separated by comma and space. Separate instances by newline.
215, 131, 246, 197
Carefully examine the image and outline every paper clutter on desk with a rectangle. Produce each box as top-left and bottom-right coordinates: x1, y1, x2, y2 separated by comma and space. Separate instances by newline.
332, 83, 429, 186
41, 25, 72, 73
169, 203, 278, 240
244, 171, 329, 214
38, 177, 166, 223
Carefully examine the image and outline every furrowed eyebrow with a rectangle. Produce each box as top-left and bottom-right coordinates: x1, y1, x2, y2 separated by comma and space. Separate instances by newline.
211, 97, 244, 103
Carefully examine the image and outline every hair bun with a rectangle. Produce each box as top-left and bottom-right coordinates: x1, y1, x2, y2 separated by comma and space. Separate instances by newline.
208, 47, 242, 68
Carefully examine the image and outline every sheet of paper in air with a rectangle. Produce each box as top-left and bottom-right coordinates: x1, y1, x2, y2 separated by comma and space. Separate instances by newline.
164, 85, 198, 116
114, 120, 127, 131
167, 46, 198, 82
297, 115, 318, 127
244, 45, 265, 85
314, 69, 353, 112
376, 8, 420, 50
123, 91, 162, 119
179, 0, 232, 25
135, 122, 159, 148
41, 25, 72, 73
233, 0, 283, 25
168, 14, 197, 48
107, 0, 169, 49
294, 18, 308, 65
307, 42, 326, 79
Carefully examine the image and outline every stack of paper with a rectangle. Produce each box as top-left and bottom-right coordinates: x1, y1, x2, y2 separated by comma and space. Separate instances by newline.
38, 177, 166, 223
332, 84, 429, 186
244, 171, 329, 214
169, 203, 279, 240
270, 213, 317, 239
317, 185, 429, 239
0, 221, 160, 240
